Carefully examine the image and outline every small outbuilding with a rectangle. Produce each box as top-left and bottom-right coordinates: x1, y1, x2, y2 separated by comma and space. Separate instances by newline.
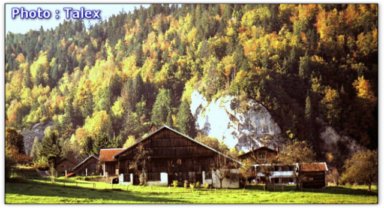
71, 155, 100, 176
55, 158, 76, 177
299, 162, 328, 188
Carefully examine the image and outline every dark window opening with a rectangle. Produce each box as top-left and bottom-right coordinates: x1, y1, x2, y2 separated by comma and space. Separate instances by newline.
147, 172, 161, 181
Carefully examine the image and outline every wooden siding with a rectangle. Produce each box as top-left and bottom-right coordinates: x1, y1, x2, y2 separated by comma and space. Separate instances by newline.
300, 171, 326, 188
72, 157, 99, 176
103, 161, 118, 176
56, 160, 76, 176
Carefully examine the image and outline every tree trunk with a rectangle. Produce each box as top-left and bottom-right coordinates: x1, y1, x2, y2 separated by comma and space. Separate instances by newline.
368, 182, 371, 192
220, 178, 223, 188
296, 176, 300, 190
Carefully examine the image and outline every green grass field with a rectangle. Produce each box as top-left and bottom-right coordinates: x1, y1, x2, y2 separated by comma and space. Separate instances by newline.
5, 178, 377, 204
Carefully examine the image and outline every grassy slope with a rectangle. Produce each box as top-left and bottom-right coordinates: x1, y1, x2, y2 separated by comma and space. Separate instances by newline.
5, 178, 378, 204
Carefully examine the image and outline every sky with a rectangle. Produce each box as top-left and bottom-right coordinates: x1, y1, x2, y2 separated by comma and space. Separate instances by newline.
5, 4, 149, 34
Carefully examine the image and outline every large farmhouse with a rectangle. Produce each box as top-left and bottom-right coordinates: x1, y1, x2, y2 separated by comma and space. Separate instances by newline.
113, 125, 241, 188
239, 146, 296, 184
238, 146, 328, 188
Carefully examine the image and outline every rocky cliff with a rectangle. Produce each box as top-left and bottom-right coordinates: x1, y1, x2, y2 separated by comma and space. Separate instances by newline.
190, 91, 283, 151
21, 121, 53, 155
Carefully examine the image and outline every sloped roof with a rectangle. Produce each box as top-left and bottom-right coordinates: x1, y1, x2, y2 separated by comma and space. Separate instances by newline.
99, 148, 125, 162
114, 125, 241, 165
56, 158, 76, 166
71, 155, 99, 171
238, 146, 278, 159
300, 162, 328, 172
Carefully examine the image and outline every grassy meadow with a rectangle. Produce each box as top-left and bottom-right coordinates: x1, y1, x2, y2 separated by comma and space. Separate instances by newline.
5, 178, 378, 204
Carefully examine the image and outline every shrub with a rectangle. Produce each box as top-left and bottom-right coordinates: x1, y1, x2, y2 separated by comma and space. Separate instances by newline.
33, 157, 48, 169
203, 182, 210, 189
195, 181, 200, 188
184, 180, 188, 188
172, 180, 178, 188
190, 183, 195, 190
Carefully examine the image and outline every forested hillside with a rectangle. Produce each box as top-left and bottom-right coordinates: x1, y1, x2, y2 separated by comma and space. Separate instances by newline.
5, 4, 378, 166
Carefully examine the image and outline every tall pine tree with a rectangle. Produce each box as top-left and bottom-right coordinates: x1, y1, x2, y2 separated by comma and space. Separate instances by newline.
151, 88, 172, 126
176, 100, 196, 137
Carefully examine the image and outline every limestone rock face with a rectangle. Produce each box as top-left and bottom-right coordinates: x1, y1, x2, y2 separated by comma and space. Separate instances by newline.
21, 121, 53, 155
190, 90, 283, 151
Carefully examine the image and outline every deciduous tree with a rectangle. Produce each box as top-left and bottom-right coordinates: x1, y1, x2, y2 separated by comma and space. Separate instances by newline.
341, 149, 377, 192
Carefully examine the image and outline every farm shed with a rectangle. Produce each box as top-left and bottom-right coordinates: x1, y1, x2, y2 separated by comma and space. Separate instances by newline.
114, 125, 241, 188
71, 155, 100, 176
299, 162, 328, 188
55, 158, 76, 177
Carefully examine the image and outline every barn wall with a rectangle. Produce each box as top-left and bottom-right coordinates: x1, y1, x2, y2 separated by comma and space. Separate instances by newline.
56, 160, 75, 176
102, 161, 118, 176
211, 169, 240, 188
300, 171, 326, 188
73, 157, 99, 176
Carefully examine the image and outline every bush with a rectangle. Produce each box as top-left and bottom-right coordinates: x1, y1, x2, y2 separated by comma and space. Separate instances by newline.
203, 182, 210, 189
172, 180, 178, 188
139, 172, 147, 185
33, 157, 48, 169
184, 180, 188, 188
190, 183, 195, 190
195, 181, 200, 188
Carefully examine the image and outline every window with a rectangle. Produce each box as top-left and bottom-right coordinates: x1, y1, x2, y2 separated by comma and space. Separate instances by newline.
274, 178, 279, 184
147, 172, 160, 181
282, 178, 290, 183
205, 170, 212, 180
274, 166, 279, 171
258, 152, 266, 159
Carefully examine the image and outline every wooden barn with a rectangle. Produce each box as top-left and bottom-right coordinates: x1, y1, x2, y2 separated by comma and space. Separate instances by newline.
299, 162, 328, 188
99, 148, 125, 177
70, 155, 100, 176
114, 125, 241, 188
55, 158, 76, 177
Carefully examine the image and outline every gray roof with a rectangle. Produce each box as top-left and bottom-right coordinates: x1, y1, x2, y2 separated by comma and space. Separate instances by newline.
71, 154, 99, 171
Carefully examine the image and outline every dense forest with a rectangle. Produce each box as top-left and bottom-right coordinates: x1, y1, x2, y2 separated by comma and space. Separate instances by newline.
5, 4, 378, 168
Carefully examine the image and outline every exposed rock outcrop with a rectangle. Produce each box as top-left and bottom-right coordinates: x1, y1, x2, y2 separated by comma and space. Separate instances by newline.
190, 91, 283, 151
